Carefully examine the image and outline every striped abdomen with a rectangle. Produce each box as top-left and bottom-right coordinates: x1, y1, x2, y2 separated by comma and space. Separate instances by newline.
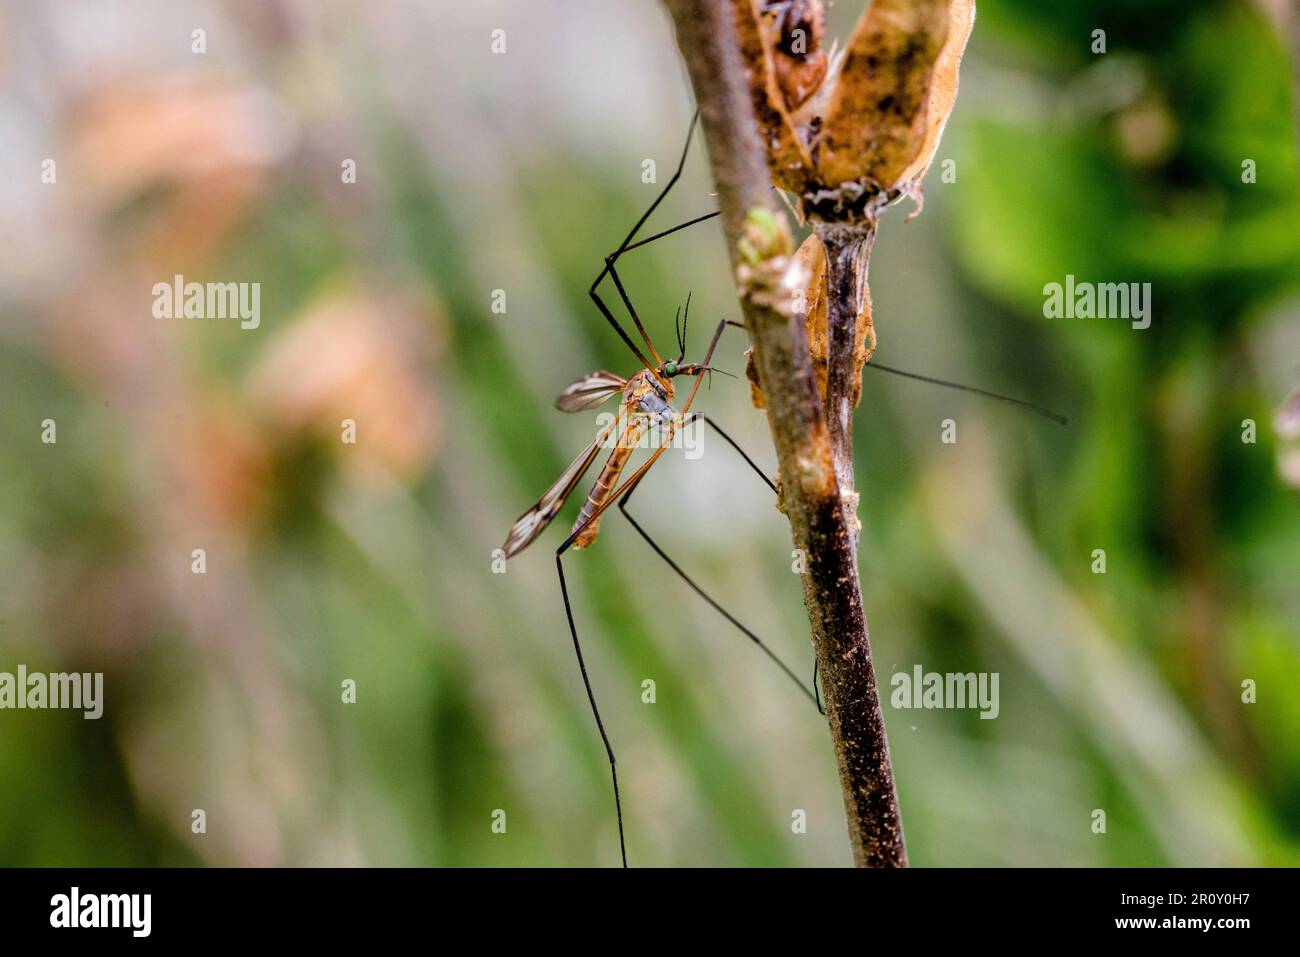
571, 418, 647, 548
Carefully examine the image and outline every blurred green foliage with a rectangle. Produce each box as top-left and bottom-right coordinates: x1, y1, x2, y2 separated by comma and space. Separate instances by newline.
1, 0, 1297, 867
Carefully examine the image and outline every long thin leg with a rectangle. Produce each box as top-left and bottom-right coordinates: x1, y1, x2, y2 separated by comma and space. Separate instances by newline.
547, 415, 688, 870
549, 374, 806, 867
723, 320, 1066, 426
865, 359, 1068, 426
586, 124, 1066, 432
690, 413, 776, 493
617, 210, 720, 258
554, 545, 627, 868
616, 414, 821, 711
697, 407, 823, 715
589, 113, 720, 380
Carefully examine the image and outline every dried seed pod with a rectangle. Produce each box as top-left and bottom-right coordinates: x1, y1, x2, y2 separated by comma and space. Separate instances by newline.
765, 0, 829, 112
891, 0, 976, 190
732, 0, 814, 193
817, 0, 958, 192
735, 1, 968, 418
797, 233, 830, 403
735, 0, 975, 210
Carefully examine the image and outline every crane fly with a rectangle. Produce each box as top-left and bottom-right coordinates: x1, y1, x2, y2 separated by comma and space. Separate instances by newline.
502, 307, 720, 560
501, 293, 818, 868
501, 113, 828, 868
502, 112, 1066, 868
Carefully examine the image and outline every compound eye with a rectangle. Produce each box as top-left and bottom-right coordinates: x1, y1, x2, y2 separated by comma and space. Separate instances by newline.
663, 362, 679, 377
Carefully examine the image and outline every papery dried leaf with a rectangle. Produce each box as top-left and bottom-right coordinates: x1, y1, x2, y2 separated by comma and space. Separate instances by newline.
743, 232, 824, 410
775, 48, 829, 113
766, 0, 830, 112
769, 0, 826, 59
746, 233, 873, 409
797, 233, 831, 403
802, 233, 875, 405
852, 282, 876, 404
731, 0, 814, 192
744, 346, 767, 409
816, 0, 954, 192
892, 0, 975, 188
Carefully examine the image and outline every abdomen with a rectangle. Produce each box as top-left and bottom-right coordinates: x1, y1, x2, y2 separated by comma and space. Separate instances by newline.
571, 420, 646, 548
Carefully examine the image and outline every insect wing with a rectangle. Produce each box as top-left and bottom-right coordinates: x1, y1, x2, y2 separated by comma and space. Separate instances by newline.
555, 371, 627, 412
502, 415, 619, 557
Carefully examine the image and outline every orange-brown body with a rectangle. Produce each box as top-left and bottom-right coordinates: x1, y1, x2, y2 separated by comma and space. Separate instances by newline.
571, 370, 677, 548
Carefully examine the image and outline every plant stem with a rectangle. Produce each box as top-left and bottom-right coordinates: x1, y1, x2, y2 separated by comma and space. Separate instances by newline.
662, 0, 905, 867
815, 222, 876, 535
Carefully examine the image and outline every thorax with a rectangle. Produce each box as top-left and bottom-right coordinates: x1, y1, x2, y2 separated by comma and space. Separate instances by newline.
624, 370, 677, 432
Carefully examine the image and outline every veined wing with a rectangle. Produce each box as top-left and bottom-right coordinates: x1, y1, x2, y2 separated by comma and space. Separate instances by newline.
502, 414, 619, 558
555, 370, 627, 412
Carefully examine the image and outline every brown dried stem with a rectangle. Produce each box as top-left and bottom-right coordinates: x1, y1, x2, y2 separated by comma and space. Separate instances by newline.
815, 223, 876, 522
662, 0, 905, 867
